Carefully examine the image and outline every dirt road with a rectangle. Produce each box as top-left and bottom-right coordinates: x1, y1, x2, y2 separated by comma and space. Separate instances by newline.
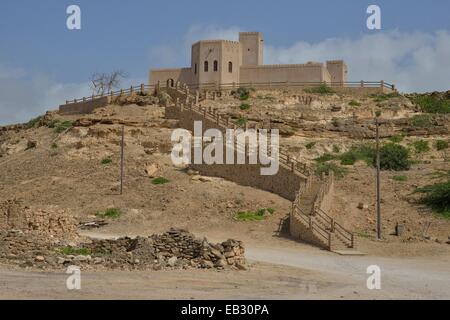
1, 241, 449, 300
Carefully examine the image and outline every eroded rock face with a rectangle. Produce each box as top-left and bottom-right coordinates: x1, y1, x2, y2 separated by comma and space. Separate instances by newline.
0, 199, 78, 240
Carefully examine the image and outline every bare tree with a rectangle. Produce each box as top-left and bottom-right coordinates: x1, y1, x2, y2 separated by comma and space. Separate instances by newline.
89, 71, 128, 95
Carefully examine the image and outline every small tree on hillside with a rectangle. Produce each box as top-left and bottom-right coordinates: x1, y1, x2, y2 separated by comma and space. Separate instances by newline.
89, 71, 128, 95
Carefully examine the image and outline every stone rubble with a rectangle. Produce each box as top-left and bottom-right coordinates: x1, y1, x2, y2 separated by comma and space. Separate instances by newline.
0, 226, 247, 271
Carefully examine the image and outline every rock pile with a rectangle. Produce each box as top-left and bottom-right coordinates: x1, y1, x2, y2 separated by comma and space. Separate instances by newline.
0, 227, 247, 271
78, 228, 246, 270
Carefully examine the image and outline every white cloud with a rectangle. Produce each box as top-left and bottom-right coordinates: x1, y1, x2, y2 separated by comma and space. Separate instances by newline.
266, 29, 450, 92
148, 25, 242, 67
0, 67, 91, 126
0, 62, 146, 126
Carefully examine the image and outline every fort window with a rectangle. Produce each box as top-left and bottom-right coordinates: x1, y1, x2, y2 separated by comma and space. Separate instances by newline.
228, 61, 233, 73
194, 63, 197, 74
213, 60, 218, 72
204, 61, 208, 72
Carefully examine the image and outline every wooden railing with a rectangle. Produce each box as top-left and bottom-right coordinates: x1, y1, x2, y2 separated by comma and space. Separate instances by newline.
175, 80, 396, 91
64, 84, 159, 105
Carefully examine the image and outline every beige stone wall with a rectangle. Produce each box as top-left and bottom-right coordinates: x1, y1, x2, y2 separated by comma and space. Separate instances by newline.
239, 32, 263, 66
220, 41, 241, 85
59, 96, 110, 115
239, 63, 327, 84
326, 60, 348, 83
149, 68, 193, 86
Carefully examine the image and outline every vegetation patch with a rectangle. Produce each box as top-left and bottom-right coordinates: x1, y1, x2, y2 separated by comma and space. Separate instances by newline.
51, 142, 58, 149
239, 103, 251, 111
392, 175, 408, 182
233, 87, 254, 101
234, 208, 269, 221
410, 114, 432, 128
151, 177, 170, 185
101, 157, 112, 165
332, 144, 341, 153
314, 153, 337, 163
348, 100, 361, 107
411, 140, 430, 153
26, 115, 43, 129
58, 246, 91, 256
414, 95, 450, 114
235, 117, 248, 127
95, 208, 122, 219
388, 135, 404, 143
415, 180, 450, 219
340, 144, 376, 166
54, 120, 73, 133
305, 84, 335, 95
305, 142, 316, 150
371, 92, 399, 102
314, 163, 347, 179
378, 143, 411, 171
435, 140, 449, 151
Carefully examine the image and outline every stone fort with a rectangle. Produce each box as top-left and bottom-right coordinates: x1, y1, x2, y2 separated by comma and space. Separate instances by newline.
149, 32, 348, 89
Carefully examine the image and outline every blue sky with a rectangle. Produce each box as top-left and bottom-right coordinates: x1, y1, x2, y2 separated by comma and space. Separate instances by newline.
1, 0, 450, 124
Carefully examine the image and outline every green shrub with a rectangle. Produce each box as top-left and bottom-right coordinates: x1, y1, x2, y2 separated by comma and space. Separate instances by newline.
410, 114, 432, 128
58, 247, 91, 256
371, 93, 399, 102
416, 180, 450, 218
235, 209, 267, 221
348, 100, 361, 107
435, 140, 449, 151
239, 103, 251, 110
377, 143, 411, 171
314, 153, 336, 163
314, 163, 347, 179
152, 177, 170, 185
388, 135, 404, 143
392, 175, 407, 182
101, 157, 112, 165
51, 142, 58, 149
96, 208, 122, 219
26, 115, 43, 129
414, 95, 450, 114
266, 207, 275, 214
340, 152, 357, 165
332, 144, 341, 153
234, 87, 254, 101
339, 144, 376, 166
235, 117, 247, 127
305, 142, 316, 150
54, 120, 73, 133
411, 140, 430, 153
305, 84, 335, 95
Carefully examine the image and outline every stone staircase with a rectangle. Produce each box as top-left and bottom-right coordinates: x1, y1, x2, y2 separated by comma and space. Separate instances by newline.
161, 82, 356, 252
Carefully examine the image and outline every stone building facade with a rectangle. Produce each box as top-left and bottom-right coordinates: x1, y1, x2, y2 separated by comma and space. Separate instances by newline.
149, 32, 348, 88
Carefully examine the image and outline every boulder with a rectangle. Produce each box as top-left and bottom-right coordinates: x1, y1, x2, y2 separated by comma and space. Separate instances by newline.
145, 164, 158, 178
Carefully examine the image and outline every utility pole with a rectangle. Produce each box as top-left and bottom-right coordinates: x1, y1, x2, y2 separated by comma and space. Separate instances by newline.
375, 112, 381, 240
120, 125, 124, 195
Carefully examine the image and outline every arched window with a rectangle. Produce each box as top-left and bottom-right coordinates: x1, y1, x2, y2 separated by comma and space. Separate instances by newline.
213, 60, 218, 72
194, 63, 197, 74
228, 61, 233, 73
204, 61, 208, 72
